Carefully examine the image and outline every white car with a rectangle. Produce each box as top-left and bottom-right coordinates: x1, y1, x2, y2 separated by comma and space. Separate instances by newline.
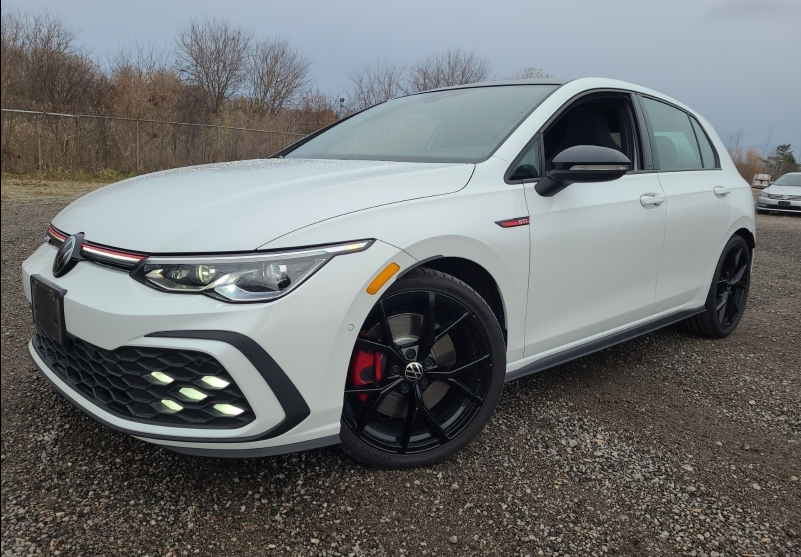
756, 172, 801, 213
22, 78, 756, 468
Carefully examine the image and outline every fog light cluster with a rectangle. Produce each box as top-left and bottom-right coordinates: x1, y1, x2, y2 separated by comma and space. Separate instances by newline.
146, 372, 246, 418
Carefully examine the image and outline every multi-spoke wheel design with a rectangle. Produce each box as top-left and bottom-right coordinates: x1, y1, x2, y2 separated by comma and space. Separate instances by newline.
681, 235, 751, 338
715, 242, 750, 329
340, 268, 505, 468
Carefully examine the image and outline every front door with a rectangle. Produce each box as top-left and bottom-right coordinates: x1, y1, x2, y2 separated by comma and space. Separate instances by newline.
512, 92, 667, 357
523, 173, 666, 355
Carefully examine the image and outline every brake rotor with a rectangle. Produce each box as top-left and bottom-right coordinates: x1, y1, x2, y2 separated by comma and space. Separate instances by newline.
366, 313, 456, 418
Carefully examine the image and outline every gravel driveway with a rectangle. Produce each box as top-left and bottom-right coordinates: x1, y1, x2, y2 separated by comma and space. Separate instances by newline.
2, 196, 799, 557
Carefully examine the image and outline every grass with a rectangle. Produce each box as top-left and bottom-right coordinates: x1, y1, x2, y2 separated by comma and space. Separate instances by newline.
0, 170, 133, 201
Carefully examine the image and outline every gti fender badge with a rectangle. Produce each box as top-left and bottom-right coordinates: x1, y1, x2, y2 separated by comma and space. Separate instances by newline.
495, 217, 530, 228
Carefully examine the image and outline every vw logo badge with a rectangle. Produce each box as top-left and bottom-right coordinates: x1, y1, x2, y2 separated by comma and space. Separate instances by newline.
404, 361, 424, 382
52, 233, 83, 277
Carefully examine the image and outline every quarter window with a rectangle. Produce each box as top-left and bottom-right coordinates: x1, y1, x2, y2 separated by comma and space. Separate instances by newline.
690, 116, 718, 169
508, 136, 541, 180
642, 97, 703, 171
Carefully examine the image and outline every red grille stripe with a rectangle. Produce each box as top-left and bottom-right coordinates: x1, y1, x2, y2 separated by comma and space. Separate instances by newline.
48, 225, 67, 241
81, 243, 146, 263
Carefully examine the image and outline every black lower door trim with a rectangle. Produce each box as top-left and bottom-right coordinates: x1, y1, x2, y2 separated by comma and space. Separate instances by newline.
506, 307, 703, 382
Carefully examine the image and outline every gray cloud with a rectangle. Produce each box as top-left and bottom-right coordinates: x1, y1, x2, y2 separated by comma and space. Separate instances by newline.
706, 0, 801, 20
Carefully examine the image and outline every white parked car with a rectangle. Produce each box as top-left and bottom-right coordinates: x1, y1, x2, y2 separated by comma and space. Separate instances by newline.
756, 172, 801, 213
22, 78, 756, 468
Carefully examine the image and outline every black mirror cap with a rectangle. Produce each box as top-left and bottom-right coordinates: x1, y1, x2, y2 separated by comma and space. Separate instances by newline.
536, 145, 631, 197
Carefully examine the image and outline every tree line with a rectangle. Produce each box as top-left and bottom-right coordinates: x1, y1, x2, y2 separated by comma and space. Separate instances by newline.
1, 8, 546, 135
727, 133, 798, 183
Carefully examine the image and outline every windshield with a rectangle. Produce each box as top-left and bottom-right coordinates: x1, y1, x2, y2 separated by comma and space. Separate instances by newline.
285, 85, 559, 163
772, 173, 801, 187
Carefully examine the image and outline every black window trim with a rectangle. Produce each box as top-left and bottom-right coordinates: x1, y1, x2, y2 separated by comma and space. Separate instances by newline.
504, 88, 650, 185
636, 93, 722, 172
688, 113, 721, 169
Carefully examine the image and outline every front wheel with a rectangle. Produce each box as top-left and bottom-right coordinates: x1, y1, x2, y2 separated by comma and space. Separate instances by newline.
681, 235, 751, 338
340, 268, 506, 468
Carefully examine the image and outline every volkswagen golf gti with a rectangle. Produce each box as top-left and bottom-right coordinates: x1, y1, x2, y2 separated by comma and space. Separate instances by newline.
23, 78, 756, 468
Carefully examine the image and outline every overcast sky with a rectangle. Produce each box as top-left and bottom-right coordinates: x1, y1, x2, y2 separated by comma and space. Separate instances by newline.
9, 0, 801, 155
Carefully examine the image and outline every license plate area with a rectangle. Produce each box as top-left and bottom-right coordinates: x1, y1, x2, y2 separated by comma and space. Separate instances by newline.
778, 200, 791, 207
31, 274, 68, 345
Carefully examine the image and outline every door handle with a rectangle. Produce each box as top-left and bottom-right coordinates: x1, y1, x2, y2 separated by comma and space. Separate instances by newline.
713, 185, 731, 198
640, 193, 665, 208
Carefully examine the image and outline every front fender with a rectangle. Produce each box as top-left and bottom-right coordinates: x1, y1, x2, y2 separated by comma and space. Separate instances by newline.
264, 162, 530, 362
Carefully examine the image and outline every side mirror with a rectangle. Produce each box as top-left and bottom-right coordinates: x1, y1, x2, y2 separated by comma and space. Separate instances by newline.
535, 145, 631, 197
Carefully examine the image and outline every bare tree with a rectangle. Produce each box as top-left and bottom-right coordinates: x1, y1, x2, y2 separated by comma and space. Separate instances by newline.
247, 38, 311, 116
174, 17, 251, 114
13, 9, 98, 109
293, 87, 339, 131
406, 48, 490, 92
506, 66, 552, 79
108, 42, 179, 119
1, 8, 25, 106
347, 60, 406, 111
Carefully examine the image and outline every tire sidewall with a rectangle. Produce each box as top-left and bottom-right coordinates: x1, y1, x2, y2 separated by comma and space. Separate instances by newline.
340, 270, 507, 468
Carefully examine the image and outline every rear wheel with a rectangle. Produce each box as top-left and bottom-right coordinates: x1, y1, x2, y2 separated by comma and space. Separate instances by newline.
681, 235, 751, 338
340, 268, 506, 468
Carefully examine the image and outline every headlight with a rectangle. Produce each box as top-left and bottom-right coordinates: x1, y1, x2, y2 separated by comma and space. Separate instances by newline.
759, 190, 769, 198
131, 240, 373, 303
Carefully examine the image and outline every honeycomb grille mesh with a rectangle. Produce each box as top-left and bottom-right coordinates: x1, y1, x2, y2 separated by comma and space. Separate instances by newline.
33, 331, 254, 428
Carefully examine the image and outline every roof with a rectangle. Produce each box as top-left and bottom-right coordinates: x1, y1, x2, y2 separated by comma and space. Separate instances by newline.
416, 78, 572, 95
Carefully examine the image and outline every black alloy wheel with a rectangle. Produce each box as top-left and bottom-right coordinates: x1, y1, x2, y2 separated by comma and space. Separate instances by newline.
681, 235, 751, 338
340, 268, 506, 468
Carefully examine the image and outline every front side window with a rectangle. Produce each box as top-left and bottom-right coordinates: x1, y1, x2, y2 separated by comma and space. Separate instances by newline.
542, 94, 640, 172
285, 85, 558, 163
641, 97, 703, 171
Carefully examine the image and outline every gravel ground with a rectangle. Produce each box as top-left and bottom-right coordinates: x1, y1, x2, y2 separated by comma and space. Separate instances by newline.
1, 197, 799, 557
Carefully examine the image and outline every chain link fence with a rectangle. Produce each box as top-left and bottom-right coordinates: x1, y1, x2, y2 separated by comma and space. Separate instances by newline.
1, 109, 307, 174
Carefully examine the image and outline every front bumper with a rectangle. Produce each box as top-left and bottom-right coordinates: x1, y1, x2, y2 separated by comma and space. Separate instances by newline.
756, 198, 801, 213
23, 240, 415, 456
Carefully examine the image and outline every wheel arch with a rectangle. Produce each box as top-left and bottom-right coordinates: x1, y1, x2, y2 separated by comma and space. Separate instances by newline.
401, 256, 507, 345
733, 227, 755, 251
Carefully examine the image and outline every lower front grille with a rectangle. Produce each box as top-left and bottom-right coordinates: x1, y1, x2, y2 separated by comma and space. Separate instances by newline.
33, 331, 254, 428
758, 203, 800, 211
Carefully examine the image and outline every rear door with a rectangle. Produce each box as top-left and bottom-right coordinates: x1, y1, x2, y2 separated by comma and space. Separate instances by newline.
638, 96, 732, 313
517, 91, 667, 356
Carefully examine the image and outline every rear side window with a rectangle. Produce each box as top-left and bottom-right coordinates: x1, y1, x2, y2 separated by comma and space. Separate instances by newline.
642, 97, 702, 171
690, 116, 719, 169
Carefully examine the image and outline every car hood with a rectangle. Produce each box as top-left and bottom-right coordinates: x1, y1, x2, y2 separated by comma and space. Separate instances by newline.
764, 185, 799, 196
52, 158, 474, 253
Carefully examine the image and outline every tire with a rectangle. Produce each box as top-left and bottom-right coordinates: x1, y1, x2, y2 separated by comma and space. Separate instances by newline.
681, 235, 751, 338
340, 267, 506, 468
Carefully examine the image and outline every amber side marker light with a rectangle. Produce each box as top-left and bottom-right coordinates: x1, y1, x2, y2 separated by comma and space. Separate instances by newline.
366, 263, 400, 295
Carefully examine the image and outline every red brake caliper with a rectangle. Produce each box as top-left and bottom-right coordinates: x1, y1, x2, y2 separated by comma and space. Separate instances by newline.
349, 348, 383, 402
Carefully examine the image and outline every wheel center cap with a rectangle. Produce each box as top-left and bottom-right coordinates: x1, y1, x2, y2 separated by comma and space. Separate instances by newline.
404, 362, 424, 382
